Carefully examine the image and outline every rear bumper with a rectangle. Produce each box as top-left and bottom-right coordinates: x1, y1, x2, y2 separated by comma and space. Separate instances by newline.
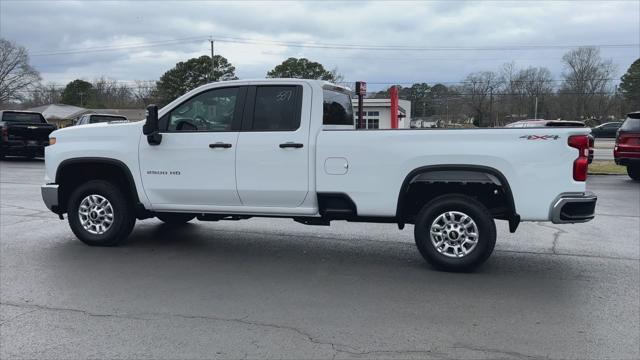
41, 184, 60, 213
614, 155, 640, 167
1, 141, 48, 155
550, 192, 597, 224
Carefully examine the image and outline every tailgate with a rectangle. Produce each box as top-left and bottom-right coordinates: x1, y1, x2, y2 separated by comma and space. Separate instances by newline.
7, 124, 55, 141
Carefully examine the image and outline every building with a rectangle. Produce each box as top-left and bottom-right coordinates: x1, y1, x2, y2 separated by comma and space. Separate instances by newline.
28, 104, 145, 128
28, 104, 85, 128
351, 98, 411, 129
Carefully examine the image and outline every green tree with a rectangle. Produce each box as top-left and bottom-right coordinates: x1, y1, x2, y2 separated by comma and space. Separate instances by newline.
619, 58, 640, 109
156, 55, 237, 105
267, 57, 341, 81
61, 79, 94, 107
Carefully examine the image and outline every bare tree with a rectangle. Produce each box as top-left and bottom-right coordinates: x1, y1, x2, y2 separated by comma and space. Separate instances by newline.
561, 47, 617, 120
462, 71, 503, 127
132, 80, 157, 106
0, 38, 41, 104
499, 63, 554, 122
23, 82, 62, 107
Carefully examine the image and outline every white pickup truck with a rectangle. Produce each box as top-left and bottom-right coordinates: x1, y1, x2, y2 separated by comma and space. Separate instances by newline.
41, 79, 596, 271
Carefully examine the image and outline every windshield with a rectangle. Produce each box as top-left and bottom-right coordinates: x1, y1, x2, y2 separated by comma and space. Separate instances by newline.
90, 115, 127, 124
322, 89, 354, 126
1, 112, 46, 124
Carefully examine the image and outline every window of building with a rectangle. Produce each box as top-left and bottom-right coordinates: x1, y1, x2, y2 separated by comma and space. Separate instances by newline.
367, 111, 379, 116
168, 87, 239, 131
252, 86, 301, 131
323, 89, 354, 126
367, 119, 379, 129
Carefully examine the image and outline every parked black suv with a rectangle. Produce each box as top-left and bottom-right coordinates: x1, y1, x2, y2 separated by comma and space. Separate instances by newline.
0, 110, 56, 159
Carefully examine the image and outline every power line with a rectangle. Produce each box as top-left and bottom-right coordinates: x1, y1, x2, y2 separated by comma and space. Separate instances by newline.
212, 35, 639, 52
29, 34, 640, 57
31, 36, 209, 56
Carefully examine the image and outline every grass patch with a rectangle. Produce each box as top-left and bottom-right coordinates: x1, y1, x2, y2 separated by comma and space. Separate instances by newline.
589, 160, 627, 175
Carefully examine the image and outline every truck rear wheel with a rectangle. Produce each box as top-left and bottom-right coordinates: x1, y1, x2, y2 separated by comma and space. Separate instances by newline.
156, 213, 196, 225
627, 166, 640, 181
67, 180, 136, 246
414, 194, 496, 272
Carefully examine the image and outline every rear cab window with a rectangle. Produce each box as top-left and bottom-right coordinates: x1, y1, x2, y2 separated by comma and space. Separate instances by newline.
322, 88, 354, 128
2, 112, 46, 123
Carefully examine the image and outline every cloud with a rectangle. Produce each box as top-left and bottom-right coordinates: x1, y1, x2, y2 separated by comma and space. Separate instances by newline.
1, 0, 638, 90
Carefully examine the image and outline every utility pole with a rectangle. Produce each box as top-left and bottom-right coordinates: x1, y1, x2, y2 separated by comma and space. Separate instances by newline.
534, 96, 538, 119
488, 88, 493, 128
210, 39, 216, 82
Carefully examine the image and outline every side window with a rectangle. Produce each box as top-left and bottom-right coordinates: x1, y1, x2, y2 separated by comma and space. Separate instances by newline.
323, 89, 354, 126
251, 86, 301, 131
167, 87, 239, 132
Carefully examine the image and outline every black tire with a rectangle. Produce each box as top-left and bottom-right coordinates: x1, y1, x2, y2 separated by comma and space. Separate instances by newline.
414, 194, 496, 272
156, 213, 195, 225
627, 166, 640, 181
67, 180, 136, 246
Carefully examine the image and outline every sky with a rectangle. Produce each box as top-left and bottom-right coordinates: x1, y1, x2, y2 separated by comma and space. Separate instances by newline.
1, 0, 639, 92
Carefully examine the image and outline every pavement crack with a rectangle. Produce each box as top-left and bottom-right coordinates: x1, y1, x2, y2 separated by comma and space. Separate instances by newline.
534, 222, 568, 255
452, 342, 544, 359
0, 301, 151, 323
0, 301, 345, 353
332, 347, 452, 359
0, 307, 40, 326
2, 300, 451, 359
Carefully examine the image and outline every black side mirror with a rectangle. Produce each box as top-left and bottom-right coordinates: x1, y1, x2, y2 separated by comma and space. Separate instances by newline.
143, 105, 162, 145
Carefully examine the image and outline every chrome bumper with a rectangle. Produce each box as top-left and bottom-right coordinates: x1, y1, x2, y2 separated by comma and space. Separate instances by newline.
550, 192, 597, 224
41, 184, 59, 212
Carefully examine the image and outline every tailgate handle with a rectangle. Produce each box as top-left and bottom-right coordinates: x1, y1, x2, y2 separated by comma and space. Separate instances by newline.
209, 142, 232, 149
279, 142, 303, 149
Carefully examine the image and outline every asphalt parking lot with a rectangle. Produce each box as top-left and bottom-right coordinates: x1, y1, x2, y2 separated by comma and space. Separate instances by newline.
1, 159, 639, 359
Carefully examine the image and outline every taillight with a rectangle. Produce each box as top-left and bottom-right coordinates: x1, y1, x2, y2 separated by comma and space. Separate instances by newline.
1, 126, 7, 141
568, 135, 589, 181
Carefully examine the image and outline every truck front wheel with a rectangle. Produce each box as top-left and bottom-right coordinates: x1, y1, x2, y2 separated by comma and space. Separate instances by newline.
414, 194, 496, 272
67, 180, 136, 246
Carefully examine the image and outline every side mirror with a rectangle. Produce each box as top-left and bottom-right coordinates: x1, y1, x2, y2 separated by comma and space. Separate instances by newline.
143, 105, 162, 145
143, 105, 158, 135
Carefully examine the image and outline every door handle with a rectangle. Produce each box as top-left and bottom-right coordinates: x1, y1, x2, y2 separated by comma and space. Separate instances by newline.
279, 142, 304, 149
209, 142, 232, 149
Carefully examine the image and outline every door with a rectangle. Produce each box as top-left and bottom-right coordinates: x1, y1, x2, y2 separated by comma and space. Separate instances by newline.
604, 123, 619, 138
235, 84, 310, 207
139, 86, 246, 208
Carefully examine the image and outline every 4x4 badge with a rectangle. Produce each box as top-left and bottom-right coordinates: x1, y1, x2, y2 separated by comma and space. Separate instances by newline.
520, 135, 560, 140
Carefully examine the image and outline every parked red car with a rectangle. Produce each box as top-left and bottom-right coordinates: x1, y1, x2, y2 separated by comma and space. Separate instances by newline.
614, 111, 640, 180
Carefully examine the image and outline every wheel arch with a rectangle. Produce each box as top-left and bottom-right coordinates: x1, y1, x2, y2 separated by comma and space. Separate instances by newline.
55, 157, 143, 214
396, 164, 520, 232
